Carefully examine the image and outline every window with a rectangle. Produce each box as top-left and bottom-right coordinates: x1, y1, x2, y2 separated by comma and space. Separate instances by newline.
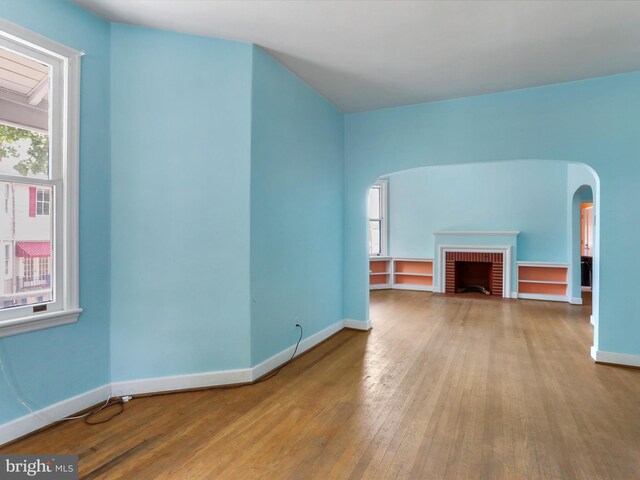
23, 257, 34, 282
0, 19, 82, 337
38, 257, 48, 279
368, 180, 388, 256
36, 187, 50, 215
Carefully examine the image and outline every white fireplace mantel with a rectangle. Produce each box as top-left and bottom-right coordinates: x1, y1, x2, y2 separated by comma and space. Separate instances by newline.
432, 231, 519, 298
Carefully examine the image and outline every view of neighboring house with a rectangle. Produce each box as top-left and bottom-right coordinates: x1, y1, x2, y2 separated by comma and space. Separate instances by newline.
0, 179, 52, 309
0, 130, 52, 309
0, 47, 52, 310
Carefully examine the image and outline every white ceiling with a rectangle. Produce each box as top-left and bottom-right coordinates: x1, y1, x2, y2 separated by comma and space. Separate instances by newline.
74, 0, 640, 113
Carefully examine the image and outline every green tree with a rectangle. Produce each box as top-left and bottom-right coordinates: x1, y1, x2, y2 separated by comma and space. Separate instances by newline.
0, 124, 48, 176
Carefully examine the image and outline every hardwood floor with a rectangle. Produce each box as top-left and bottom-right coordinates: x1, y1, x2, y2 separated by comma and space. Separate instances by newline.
3, 290, 640, 479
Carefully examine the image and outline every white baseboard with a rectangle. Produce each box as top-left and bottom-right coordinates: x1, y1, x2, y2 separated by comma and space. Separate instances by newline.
0, 384, 110, 447
590, 315, 594, 326
252, 320, 344, 380
518, 293, 569, 303
390, 284, 433, 292
344, 318, 372, 330
369, 284, 391, 290
570, 297, 583, 305
511, 292, 518, 299
591, 348, 640, 367
111, 367, 253, 397
0, 318, 367, 446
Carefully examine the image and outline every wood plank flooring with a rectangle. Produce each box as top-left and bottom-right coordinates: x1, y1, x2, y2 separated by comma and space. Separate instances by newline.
3, 290, 640, 479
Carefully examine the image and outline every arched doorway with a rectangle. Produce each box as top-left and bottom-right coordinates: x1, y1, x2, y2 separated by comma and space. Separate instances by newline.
364, 160, 600, 353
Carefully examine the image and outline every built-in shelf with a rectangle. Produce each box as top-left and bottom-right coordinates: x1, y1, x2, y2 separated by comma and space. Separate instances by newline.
517, 262, 568, 301
369, 257, 434, 292
370, 257, 392, 290
392, 258, 433, 291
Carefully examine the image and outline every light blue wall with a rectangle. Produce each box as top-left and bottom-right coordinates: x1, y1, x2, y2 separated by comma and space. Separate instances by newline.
0, 0, 111, 423
110, 24, 254, 380
250, 48, 344, 365
345, 72, 640, 356
388, 161, 568, 261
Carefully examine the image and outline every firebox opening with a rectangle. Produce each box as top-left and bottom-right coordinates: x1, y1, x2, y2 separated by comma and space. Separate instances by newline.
455, 261, 492, 295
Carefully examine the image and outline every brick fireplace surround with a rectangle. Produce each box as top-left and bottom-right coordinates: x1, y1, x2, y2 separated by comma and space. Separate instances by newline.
445, 251, 504, 296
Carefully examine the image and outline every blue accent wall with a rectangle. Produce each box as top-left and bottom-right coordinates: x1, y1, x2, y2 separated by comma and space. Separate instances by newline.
110, 24, 254, 380
0, 0, 111, 423
345, 72, 640, 356
250, 48, 344, 365
388, 161, 569, 262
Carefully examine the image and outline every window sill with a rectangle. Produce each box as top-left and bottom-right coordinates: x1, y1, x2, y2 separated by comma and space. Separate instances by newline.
0, 308, 82, 338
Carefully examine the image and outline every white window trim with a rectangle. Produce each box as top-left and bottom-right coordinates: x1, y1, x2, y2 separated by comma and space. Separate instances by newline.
369, 179, 388, 257
0, 18, 82, 338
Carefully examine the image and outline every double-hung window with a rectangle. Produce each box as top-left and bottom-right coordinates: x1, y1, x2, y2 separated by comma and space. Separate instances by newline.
0, 20, 81, 336
368, 180, 388, 256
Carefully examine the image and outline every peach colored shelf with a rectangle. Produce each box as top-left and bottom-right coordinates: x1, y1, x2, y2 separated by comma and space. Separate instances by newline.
394, 260, 433, 275
517, 263, 568, 298
518, 266, 567, 283
370, 275, 390, 285
394, 274, 433, 286
518, 282, 567, 296
370, 260, 390, 273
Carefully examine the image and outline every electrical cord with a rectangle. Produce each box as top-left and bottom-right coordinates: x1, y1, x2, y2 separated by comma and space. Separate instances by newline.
0, 345, 125, 425
251, 323, 304, 385
0, 324, 304, 428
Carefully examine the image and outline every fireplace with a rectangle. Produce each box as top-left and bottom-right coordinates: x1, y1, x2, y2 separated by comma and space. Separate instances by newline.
434, 231, 517, 298
444, 251, 504, 296
455, 261, 492, 294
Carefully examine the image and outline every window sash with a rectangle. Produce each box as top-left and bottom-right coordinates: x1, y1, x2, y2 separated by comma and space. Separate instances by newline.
0, 19, 82, 335
368, 180, 388, 257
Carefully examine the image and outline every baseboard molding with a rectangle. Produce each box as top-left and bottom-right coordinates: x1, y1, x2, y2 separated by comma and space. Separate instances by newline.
1, 319, 360, 446
518, 293, 569, 303
370, 285, 433, 292
390, 285, 433, 292
570, 297, 583, 305
590, 315, 595, 326
592, 348, 640, 368
111, 367, 253, 397
344, 318, 372, 330
0, 384, 111, 447
252, 320, 344, 380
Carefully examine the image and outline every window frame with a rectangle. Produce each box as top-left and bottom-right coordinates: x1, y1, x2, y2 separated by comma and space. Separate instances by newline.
0, 19, 82, 337
368, 179, 388, 257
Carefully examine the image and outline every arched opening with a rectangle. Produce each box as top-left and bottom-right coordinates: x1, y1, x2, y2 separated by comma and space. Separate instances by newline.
364, 160, 600, 353
570, 183, 598, 336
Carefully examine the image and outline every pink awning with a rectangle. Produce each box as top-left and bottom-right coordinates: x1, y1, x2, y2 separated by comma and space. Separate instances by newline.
15, 241, 50, 258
